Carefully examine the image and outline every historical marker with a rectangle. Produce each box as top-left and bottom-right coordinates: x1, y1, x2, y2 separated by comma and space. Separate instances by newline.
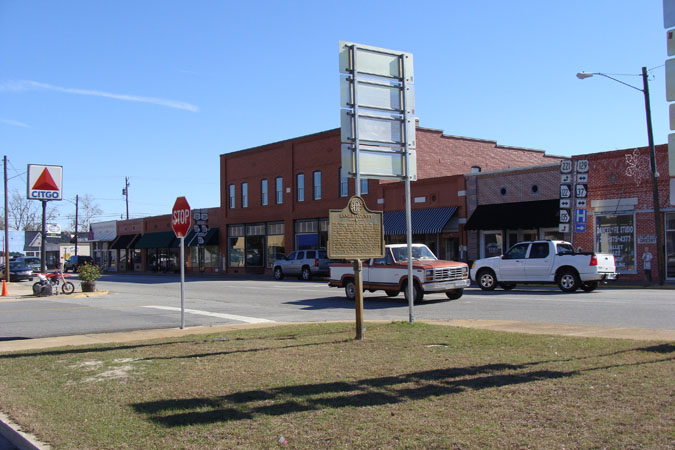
328, 196, 384, 260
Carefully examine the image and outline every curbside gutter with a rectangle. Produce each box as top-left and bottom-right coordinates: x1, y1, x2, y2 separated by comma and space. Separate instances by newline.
0, 412, 50, 450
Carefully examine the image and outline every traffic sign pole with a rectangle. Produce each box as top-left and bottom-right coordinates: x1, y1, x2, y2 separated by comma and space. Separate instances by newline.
172, 196, 191, 329
180, 236, 185, 329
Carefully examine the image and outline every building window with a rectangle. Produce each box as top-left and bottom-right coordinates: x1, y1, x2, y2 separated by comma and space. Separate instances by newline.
261, 179, 268, 206
267, 222, 285, 268
297, 173, 305, 202
228, 184, 235, 209
241, 182, 248, 208
339, 167, 348, 197
596, 213, 636, 274
313, 170, 322, 200
361, 178, 369, 195
666, 213, 675, 279
228, 225, 245, 268
275, 177, 283, 204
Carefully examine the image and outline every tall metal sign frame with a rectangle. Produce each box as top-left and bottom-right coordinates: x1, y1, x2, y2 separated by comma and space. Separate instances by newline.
339, 41, 418, 324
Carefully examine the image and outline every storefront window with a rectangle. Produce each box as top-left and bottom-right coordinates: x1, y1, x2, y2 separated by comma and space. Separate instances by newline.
482, 231, 503, 258
267, 222, 285, 268
596, 214, 635, 273
666, 213, 675, 279
228, 225, 245, 268
245, 224, 265, 267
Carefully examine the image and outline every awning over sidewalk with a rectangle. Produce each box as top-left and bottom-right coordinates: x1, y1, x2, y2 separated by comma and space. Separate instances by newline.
186, 227, 219, 246
464, 199, 559, 230
383, 207, 458, 236
133, 231, 176, 249
109, 234, 140, 250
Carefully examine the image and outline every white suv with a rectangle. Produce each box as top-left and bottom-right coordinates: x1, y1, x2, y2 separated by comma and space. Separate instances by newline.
273, 249, 331, 280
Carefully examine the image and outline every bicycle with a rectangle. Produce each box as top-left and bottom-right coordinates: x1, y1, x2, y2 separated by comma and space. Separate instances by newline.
33, 271, 75, 295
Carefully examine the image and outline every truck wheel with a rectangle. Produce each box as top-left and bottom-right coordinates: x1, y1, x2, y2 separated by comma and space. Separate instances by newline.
445, 289, 463, 300
404, 282, 424, 304
500, 283, 516, 291
273, 267, 284, 280
300, 266, 312, 281
581, 281, 598, 292
385, 290, 399, 297
477, 269, 497, 291
558, 269, 580, 292
345, 279, 356, 300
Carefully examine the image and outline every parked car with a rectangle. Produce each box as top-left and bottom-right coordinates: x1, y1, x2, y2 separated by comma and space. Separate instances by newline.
328, 244, 470, 303
13, 256, 41, 272
64, 255, 95, 272
273, 249, 332, 280
0, 262, 34, 281
470, 240, 617, 292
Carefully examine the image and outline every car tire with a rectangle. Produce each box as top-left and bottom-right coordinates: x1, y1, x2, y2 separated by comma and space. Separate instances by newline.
581, 281, 598, 292
301, 266, 312, 281
403, 282, 424, 305
445, 288, 463, 300
477, 269, 498, 291
273, 267, 284, 280
385, 290, 399, 297
558, 269, 580, 292
345, 279, 356, 300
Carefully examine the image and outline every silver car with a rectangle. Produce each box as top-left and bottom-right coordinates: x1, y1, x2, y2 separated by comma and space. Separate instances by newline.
273, 249, 331, 280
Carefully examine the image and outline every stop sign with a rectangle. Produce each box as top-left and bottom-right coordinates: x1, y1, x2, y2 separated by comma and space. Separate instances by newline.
172, 196, 191, 238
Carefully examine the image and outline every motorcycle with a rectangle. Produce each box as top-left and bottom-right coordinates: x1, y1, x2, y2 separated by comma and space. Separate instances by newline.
33, 271, 75, 295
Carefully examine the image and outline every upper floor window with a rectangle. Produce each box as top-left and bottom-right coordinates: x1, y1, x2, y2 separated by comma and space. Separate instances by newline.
228, 184, 235, 209
275, 177, 283, 204
297, 173, 305, 202
313, 170, 322, 200
360, 178, 369, 195
241, 182, 248, 208
339, 167, 348, 197
261, 179, 268, 206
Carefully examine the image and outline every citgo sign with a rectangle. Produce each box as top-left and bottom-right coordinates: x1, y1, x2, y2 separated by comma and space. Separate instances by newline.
27, 164, 63, 201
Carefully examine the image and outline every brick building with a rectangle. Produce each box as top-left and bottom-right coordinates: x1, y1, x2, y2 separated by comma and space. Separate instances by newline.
570, 144, 673, 282
219, 126, 559, 274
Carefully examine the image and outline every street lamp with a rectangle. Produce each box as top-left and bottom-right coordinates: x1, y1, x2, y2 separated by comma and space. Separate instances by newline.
576, 67, 664, 285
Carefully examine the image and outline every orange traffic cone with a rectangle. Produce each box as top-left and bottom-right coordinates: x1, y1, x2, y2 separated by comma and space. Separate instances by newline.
1, 280, 8, 296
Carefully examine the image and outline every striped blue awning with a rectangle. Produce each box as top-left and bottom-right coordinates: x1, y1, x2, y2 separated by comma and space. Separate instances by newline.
383, 207, 458, 236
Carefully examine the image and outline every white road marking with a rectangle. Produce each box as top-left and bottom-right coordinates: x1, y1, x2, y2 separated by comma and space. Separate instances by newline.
141, 306, 275, 324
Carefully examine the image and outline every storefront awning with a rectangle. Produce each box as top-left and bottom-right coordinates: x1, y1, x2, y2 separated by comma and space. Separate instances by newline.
133, 231, 176, 249
186, 227, 219, 246
384, 207, 458, 236
464, 199, 559, 230
92, 229, 116, 242
109, 234, 140, 250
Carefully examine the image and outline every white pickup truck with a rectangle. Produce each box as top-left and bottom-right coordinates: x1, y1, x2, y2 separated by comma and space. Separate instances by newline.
328, 244, 470, 303
470, 240, 617, 292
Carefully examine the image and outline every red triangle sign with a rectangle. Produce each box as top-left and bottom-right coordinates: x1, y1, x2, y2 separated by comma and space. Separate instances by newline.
32, 168, 59, 191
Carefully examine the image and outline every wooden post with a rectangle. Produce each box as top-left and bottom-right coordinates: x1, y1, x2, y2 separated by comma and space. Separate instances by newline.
353, 259, 364, 340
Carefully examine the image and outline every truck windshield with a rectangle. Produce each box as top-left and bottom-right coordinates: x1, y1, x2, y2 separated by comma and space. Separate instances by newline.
391, 246, 437, 262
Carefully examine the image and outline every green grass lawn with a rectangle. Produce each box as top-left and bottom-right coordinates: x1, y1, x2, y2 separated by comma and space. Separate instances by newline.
0, 322, 673, 449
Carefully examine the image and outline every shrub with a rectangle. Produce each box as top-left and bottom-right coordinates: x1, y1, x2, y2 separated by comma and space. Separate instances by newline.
77, 263, 102, 281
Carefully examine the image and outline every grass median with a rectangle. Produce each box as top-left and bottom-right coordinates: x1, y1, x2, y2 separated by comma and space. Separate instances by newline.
0, 322, 673, 449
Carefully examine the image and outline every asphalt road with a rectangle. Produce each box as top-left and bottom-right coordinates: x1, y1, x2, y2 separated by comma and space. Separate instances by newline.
1, 273, 673, 340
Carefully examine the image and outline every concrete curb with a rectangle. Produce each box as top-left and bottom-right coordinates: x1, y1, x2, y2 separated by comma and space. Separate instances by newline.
0, 412, 50, 450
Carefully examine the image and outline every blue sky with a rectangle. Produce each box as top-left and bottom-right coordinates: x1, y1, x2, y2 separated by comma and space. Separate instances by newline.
0, 1, 669, 229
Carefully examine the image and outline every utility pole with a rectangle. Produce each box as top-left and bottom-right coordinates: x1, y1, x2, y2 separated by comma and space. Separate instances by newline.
123, 177, 130, 220
74, 194, 79, 257
3, 155, 8, 281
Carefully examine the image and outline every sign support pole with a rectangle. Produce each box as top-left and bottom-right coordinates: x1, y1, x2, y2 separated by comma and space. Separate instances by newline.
40, 200, 47, 273
402, 55, 415, 324
353, 259, 364, 340
180, 236, 185, 329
